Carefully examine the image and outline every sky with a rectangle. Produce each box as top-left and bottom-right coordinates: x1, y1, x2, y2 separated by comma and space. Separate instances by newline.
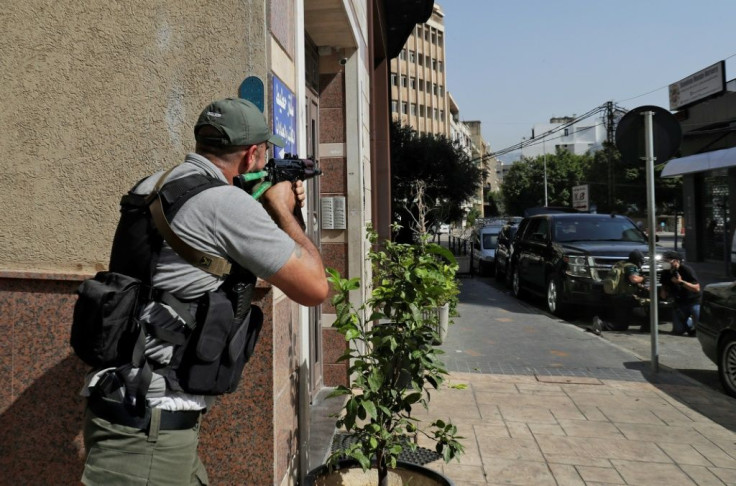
442, 1, 736, 163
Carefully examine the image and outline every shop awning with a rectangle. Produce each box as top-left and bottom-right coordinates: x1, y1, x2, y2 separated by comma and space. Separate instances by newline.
661, 146, 736, 177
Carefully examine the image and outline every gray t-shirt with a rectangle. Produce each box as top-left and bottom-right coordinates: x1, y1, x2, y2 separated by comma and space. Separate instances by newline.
137, 153, 295, 297
86, 154, 295, 411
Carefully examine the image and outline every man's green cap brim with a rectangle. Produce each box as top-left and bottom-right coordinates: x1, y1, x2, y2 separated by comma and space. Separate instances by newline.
268, 133, 286, 148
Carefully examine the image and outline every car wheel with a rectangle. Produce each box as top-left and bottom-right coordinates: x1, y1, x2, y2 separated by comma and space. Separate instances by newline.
494, 260, 504, 280
512, 266, 524, 298
718, 336, 736, 398
546, 277, 567, 316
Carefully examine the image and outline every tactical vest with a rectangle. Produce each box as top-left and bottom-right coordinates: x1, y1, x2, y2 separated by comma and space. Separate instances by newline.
101, 171, 262, 408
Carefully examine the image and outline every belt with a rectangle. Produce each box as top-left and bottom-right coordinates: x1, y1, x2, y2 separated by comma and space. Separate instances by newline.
87, 396, 202, 431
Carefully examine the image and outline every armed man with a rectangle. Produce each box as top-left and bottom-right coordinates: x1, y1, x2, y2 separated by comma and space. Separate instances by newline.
77, 97, 328, 485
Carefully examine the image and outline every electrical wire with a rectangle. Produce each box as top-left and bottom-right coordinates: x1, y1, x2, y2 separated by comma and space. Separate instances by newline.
487, 104, 609, 159
615, 52, 736, 104
488, 54, 736, 162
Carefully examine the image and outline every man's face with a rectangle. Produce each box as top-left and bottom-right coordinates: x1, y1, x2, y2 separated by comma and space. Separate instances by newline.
242, 142, 268, 174
668, 258, 680, 270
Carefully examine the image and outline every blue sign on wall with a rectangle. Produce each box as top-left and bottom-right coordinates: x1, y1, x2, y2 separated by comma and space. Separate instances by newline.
272, 76, 296, 159
239, 76, 264, 112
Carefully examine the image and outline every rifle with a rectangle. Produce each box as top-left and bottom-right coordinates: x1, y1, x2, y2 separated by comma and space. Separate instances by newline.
234, 154, 322, 200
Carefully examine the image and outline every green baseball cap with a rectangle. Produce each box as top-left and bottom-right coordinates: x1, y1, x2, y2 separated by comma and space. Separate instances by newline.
194, 98, 285, 147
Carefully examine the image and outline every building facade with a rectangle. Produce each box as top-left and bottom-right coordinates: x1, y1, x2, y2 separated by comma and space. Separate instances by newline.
520, 116, 606, 159
389, 3, 448, 136
0, 1, 432, 484
449, 92, 473, 156
662, 90, 736, 268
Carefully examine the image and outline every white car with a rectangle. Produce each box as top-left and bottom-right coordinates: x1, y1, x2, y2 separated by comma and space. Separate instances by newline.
472, 224, 503, 276
437, 224, 450, 234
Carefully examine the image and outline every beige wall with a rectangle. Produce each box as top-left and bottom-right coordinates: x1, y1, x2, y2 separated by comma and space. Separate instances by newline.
0, 0, 268, 275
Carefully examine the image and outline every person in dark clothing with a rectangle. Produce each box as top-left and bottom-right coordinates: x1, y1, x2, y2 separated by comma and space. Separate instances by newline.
659, 250, 700, 336
590, 250, 650, 335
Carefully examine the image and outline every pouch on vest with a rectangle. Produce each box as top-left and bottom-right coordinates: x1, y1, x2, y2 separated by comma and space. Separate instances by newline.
175, 290, 263, 395
71, 271, 144, 368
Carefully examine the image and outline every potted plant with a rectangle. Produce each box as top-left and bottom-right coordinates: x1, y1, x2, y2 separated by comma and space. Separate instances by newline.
395, 181, 461, 344
306, 226, 463, 486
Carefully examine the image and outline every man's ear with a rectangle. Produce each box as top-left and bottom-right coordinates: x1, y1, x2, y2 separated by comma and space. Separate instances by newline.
241, 145, 259, 173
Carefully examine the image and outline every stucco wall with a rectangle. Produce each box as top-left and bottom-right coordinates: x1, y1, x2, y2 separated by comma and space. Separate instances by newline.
0, 0, 268, 274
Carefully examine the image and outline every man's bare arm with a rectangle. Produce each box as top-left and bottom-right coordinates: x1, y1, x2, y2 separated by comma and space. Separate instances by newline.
261, 181, 328, 306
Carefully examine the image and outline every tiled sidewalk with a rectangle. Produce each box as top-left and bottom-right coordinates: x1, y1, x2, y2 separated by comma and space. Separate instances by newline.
416, 372, 736, 485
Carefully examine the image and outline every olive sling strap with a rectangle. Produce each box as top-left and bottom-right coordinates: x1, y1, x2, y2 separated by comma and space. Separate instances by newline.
147, 167, 232, 278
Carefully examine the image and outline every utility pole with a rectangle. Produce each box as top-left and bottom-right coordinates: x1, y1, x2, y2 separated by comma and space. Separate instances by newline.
606, 101, 615, 210
543, 137, 548, 206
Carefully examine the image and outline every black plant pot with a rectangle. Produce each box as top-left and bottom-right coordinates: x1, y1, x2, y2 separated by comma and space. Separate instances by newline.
304, 459, 454, 486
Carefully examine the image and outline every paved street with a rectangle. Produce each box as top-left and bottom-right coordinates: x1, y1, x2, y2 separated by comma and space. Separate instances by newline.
448, 231, 733, 395
309, 232, 736, 484
419, 272, 736, 485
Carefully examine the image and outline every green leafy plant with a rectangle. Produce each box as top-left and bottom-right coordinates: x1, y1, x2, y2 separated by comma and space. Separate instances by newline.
325, 226, 463, 486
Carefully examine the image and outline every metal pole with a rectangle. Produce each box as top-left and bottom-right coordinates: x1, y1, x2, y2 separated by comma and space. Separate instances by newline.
643, 111, 659, 373
723, 200, 730, 277
673, 200, 678, 250
543, 137, 548, 207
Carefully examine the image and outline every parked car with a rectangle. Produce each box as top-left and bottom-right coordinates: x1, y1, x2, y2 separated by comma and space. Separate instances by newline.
494, 221, 520, 284
696, 281, 736, 397
437, 223, 450, 234
509, 213, 665, 316
731, 230, 736, 276
471, 224, 504, 276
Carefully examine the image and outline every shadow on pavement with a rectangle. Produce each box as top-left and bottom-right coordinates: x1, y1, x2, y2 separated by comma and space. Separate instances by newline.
456, 275, 544, 317
623, 361, 736, 434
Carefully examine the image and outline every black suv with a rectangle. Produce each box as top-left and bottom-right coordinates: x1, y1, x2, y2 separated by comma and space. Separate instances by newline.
510, 213, 664, 315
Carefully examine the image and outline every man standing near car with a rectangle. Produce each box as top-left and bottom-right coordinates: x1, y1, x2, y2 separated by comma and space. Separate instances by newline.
659, 250, 700, 336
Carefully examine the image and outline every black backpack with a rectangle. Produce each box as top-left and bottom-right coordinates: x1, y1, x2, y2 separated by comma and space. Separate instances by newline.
71, 168, 263, 408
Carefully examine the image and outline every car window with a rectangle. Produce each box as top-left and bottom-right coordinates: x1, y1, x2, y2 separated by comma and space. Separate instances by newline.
516, 219, 530, 240
526, 218, 548, 241
482, 233, 498, 249
553, 218, 646, 243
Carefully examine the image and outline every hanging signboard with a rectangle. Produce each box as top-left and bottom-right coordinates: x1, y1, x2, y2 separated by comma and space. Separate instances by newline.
572, 184, 589, 212
668, 61, 725, 111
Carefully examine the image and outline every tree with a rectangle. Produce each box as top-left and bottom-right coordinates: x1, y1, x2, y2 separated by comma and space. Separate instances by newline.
501, 150, 590, 215
500, 143, 682, 216
585, 142, 682, 214
390, 122, 486, 242
466, 207, 481, 227
485, 190, 503, 217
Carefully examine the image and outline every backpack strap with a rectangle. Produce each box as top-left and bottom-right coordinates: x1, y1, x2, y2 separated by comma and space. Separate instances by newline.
112, 168, 229, 412
148, 167, 232, 277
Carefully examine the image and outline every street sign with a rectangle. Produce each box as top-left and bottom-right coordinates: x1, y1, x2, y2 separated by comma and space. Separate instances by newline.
615, 105, 681, 163
572, 184, 589, 212
614, 106, 682, 374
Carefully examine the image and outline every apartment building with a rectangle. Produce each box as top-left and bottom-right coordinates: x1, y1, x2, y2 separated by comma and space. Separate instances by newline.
390, 3, 448, 136
449, 92, 473, 155
520, 116, 606, 159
